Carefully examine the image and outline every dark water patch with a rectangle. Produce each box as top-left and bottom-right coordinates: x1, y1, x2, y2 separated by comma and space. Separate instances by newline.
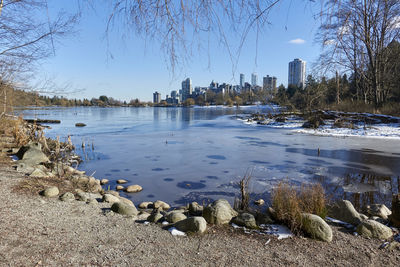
110, 169, 121, 173
165, 140, 184, 144
174, 191, 236, 205
147, 194, 155, 198
235, 136, 261, 141
104, 173, 112, 177
250, 160, 270, 165
206, 175, 218, 180
248, 141, 288, 148
163, 178, 174, 182
284, 160, 296, 164
217, 182, 240, 189
133, 173, 138, 176
124, 168, 130, 171
308, 158, 332, 165
152, 159, 159, 161
209, 162, 218, 165
207, 155, 226, 160
177, 181, 206, 190
200, 180, 207, 183
223, 171, 229, 173
152, 168, 165, 171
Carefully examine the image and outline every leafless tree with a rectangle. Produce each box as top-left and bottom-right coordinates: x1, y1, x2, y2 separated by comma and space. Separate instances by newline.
317, 0, 400, 106
0, 0, 78, 116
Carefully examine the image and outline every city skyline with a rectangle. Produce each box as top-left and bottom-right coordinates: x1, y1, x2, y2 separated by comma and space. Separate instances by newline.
33, 1, 320, 102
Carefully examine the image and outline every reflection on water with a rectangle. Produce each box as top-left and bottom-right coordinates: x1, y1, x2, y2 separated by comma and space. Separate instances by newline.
19, 106, 400, 208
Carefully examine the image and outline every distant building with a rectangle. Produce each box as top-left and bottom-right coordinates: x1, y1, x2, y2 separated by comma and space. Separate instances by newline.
181, 78, 192, 101
153, 91, 161, 103
263, 75, 277, 91
251, 73, 258, 87
288, 58, 306, 88
240, 73, 245, 90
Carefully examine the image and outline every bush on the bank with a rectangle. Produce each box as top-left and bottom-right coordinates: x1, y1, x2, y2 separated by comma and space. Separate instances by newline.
271, 182, 327, 233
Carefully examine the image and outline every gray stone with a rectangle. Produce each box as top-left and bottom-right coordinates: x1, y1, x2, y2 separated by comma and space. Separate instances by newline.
356, 220, 393, 239
232, 213, 258, 229
42, 186, 59, 198
153, 200, 170, 211
104, 190, 119, 197
124, 185, 143, 193
87, 198, 98, 205
76, 192, 89, 202
136, 211, 151, 221
111, 202, 138, 216
166, 211, 187, 223
173, 217, 207, 234
118, 197, 135, 207
15, 162, 35, 174
117, 179, 128, 184
102, 194, 120, 204
147, 210, 163, 223
188, 202, 203, 216
116, 185, 124, 190
301, 213, 333, 242
139, 202, 154, 209
59, 192, 75, 202
30, 168, 50, 178
16, 142, 50, 165
329, 200, 363, 225
100, 179, 109, 185
203, 199, 238, 225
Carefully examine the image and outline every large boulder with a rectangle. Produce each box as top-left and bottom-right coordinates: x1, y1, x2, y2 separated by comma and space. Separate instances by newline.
232, 213, 258, 229
59, 192, 75, 202
301, 213, 333, 242
42, 186, 59, 198
173, 217, 207, 234
102, 194, 120, 204
16, 142, 50, 165
203, 199, 238, 225
111, 202, 138, 216
328, 200, 363, 225
365, 204, 391, 220
188, 202, 203, 216
389, 194, 400, 227
124, 185, 143, 193
356, 220, 393, 239
166, 211, 187, 223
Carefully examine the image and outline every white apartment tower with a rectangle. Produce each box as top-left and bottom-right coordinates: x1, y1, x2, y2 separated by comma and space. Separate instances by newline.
288, 58, 306, 88
251, 73, 258, 87
239, 73, 245, 90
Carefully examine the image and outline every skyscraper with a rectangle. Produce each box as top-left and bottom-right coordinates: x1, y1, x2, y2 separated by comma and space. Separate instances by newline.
288, 58, 306, 88
181, 78, 192, 101
263, 75, 277, 91
239, 73, 245, 90
153, 91, 161, 103
251, 73, 258, 87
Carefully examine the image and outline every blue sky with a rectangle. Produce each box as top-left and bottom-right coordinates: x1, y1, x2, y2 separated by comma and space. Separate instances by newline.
39, 1, 323, 102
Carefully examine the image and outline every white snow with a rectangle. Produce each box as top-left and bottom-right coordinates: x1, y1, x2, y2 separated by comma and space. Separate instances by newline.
168, 227, 186, 236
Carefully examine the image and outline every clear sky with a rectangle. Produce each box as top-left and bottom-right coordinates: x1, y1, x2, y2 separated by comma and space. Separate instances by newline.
38, 1, 323, 102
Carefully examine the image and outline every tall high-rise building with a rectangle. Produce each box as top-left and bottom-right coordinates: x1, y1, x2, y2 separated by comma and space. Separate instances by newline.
288, 58, 306, 88
263, 75, 277, 91
251, 73, 258, 87
239, 73, 245, 90
181, 78, 192, 101
153, 91, 161, 103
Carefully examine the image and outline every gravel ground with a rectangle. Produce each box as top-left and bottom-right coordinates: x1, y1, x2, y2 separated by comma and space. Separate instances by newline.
0, 154, 399, 266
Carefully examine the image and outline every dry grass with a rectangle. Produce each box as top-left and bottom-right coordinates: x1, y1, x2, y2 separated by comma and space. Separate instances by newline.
12, 175, 76, 196
234, 169, 252, 211
271, 182, 327, 233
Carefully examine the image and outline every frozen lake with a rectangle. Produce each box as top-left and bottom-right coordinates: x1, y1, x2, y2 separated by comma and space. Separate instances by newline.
20, 106, 400, 209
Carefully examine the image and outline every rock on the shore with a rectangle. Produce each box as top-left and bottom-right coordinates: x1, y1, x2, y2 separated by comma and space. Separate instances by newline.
148, 210, 163, 223
100, 179, 109, 185
356, 220, 393, 239
116, 185, 124, 190
329, 200, 363, 225
153, 200, 170, 211
42, 186, 59, 198
139, 202, 154, 209
59, 192, 75, 202
173, 217, 207, 234
254, 199, 265, 206
232, 213, 258, 229
16, 142, 50, 165
188, 202, 203, 216
301, 213, 333, 242
389, 194, 400, 227
136, 211, 151, 221
30, 168, 50, 178
256, 211, 275, 225
119, 197, 135, 207
102, 194, 120, 204
117, 179, 128, 184
111, 202, 138, 216
166, 211, 187, 223
365, 204, 391, 220
124, 185, 143, 193
203, 199, 238, 225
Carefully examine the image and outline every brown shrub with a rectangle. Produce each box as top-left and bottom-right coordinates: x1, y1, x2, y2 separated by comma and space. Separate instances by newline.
271, 182, 327, 233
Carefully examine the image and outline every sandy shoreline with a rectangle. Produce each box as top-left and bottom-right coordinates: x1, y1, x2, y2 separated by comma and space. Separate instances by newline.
0, 152, 399, 266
